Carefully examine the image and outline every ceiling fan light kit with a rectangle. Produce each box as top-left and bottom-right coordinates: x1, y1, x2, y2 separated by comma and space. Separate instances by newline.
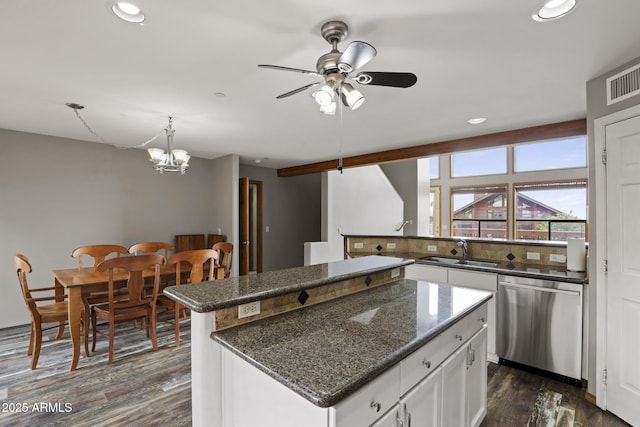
258, 20, 417, 114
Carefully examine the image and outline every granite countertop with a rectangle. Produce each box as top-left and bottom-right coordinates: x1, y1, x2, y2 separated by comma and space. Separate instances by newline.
347, 251, 588, 284
213, 279, 491, 407
163, 255, 414, 312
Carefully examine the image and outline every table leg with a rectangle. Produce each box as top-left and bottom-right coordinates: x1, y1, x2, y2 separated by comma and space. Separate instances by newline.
67, 286, 83, 371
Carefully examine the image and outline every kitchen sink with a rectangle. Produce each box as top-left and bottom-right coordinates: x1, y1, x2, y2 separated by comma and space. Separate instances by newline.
419, 256, 499, 268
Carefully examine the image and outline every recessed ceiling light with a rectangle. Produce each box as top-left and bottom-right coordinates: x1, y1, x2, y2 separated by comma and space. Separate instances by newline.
111, 2, 146, 24
532, 0, 580, 22
467, 117, 487, 125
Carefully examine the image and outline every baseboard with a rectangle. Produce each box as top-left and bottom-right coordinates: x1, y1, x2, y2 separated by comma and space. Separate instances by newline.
585, 391, 597, 405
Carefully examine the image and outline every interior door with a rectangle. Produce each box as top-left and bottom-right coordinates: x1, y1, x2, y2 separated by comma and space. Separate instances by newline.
239, 177, 250, 276
605, 114, 640, 426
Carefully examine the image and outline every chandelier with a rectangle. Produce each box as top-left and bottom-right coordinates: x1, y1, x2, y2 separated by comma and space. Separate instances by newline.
147, 117, 190, 174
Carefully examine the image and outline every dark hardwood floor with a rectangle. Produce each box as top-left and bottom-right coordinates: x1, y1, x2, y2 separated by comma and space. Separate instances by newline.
0, 321, 630, 426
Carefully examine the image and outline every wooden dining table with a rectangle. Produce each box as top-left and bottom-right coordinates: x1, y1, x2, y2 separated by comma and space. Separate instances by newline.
52, 264, 178, 371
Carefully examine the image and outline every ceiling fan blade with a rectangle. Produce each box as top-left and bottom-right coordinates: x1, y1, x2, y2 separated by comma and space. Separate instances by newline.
337, 41, 377, 73
355, 72, 417, 88
275, 82, 321, 99
258, 64, 321, 77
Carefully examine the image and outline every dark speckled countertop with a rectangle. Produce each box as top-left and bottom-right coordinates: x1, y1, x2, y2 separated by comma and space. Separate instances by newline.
213, 279, 491, 407
347, 251, 588, 284
164, 255, 414, 312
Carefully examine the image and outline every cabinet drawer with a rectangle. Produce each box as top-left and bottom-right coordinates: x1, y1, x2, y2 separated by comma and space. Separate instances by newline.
400, 303, 487, 395
405, 264, 448, 282
331, 365, 400, 427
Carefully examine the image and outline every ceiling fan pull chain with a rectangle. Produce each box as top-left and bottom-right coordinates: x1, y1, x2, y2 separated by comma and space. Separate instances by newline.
337, 96, 344, 174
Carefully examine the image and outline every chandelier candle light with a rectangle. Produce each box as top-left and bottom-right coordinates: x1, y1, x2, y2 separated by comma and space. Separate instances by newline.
148, 117, 190, 174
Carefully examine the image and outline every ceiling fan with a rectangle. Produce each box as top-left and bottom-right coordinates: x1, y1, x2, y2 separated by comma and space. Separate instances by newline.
258, 20, 417, 114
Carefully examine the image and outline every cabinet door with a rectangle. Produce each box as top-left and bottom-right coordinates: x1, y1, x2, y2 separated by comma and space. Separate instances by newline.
371, 404, 400, 427
402, 366, 442, 427
466, 327, 488, 427
441, 344, 467, 427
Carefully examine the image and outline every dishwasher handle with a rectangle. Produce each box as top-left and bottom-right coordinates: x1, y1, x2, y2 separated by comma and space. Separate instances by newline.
498, 281, 581, 297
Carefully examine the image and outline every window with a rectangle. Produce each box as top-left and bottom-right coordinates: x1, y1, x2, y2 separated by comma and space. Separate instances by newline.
429, 157, 439, 179
451, 185, 508, 239
429, 186, 441, 236
514, 181, 587, 241
514, 137, 586, 172
451, 147, 507, 177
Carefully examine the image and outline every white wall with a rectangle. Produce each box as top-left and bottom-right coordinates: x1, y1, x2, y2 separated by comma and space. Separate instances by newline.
0, 129, 217, 327
306, 165, 403, 264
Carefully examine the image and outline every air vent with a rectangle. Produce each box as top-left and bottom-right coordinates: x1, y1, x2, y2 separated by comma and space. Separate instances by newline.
606, 63, 640, 105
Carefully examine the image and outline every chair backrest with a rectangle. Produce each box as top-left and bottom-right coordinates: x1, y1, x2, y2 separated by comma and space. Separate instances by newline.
15, 254, 37, 314
167, 249, 221, 284
212, 242, 233, 278
96, 254, 166, 306
71, 244, 129, 270
128, 242, 174, 258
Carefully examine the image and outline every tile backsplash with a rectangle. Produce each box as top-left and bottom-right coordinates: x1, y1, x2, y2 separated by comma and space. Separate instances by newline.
345, 235, 584, 269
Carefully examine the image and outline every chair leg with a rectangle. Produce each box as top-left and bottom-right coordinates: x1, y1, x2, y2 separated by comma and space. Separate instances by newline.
175, 303, 180, 346
150, 309, 158, 351
91, 310, 98, 352
54, 320, 65, 340
83, 308, 91, 357
27, 323, 35, 356
108, 320, 115, 363
31, 322, 42, 369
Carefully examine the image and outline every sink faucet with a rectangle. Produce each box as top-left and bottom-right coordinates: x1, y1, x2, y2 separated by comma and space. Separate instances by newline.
456, 238, 468, 263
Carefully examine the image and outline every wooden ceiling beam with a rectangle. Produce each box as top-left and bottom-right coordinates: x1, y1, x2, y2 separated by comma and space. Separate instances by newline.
277, 118, 587, 177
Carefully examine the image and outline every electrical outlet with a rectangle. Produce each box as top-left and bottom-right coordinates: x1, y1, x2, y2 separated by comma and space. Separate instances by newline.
527, 252, 541, 260
427, 245, 438, 252
391, 268, 400, 278
354, 242, 364, 249
238, 301, 260, 319
550, 254, 567, 263
387, 243, 396, 249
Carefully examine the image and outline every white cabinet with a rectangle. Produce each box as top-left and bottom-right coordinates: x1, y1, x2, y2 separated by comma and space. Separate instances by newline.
406, 264, 497, 363
442, 338, 468, 426
219, 304, 489, 427
447, 269, 497, 363
405, 264, 448, 282
401, 366, 443, 427
466, 328, 488, 427
441, 326, 488, 427
370, 404, 401, 427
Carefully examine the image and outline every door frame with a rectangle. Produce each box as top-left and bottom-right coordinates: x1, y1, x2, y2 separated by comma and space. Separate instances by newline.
594, 102, 640, 408
239, 177, 263, 275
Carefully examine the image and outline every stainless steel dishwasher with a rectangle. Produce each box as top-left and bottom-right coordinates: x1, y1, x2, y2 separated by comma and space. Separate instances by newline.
497, 275, 582, 383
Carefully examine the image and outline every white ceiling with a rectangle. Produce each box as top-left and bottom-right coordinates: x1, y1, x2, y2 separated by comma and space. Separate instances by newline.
2, 1, 640, 170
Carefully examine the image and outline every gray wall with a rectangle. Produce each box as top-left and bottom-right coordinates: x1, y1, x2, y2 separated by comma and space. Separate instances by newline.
0, 130, 320, 328
239, 164, 321, 271
586, 55, 640, 395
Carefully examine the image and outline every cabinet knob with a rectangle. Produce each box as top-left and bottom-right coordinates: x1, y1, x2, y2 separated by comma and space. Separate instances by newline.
370, 401, 381, 412
422, 359, 431, 369
455, 334, 463, 341
480, 317, 486, 323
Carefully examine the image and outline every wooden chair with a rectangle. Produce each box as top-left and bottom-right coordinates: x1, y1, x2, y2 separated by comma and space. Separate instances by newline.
157, 249, 220, 346
71, 244, 129, 270
91, 254, 166, 363
15, 254, 70, 369
212, 242, 233, 278
128, 242, 174, 257
71, 244, 129, 356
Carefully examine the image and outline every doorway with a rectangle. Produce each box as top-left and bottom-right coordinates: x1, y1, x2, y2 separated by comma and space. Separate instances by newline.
239, 177, 263, 276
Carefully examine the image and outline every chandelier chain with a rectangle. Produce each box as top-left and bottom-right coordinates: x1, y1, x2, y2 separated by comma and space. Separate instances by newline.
70, 107, 166, 149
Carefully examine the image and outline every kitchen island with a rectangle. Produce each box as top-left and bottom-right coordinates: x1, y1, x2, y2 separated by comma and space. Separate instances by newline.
165, 256, 491, 427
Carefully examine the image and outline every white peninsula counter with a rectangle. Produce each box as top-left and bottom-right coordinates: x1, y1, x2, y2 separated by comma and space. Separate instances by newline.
165, 256, 491, 427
